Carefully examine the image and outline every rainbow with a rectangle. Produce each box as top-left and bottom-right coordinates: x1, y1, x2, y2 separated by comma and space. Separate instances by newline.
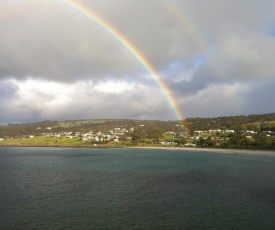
162, 1, 243, 114
60, 0, 188, 131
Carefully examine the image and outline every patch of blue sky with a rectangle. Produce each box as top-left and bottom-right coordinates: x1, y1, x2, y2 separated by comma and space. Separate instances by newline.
160, 55, 205, 78
264, 24, 275, 36
268, 28, 275, 36
192, 55, 205, 68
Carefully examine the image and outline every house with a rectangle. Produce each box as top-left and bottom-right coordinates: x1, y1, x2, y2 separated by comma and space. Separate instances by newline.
246, 130, 255, 134
184, 143, 196, 147
194, 131, 204, 134
225, 130, 235, 133
209, 129, 221, 133
166, 131, 177, 135
160, 142, 176, 145
123, 137, 132, 141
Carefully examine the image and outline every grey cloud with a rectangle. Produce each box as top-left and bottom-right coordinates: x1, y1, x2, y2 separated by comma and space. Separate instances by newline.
0, 80, 19, 99
0, 0, 144, 81
0, 0, 221, 81
174, 77, 275, 118
241, 78, 275, 115
169, 32, 275, 96
210, 33, 275, 81
178, 0, 275, 44
0, 108, 42, 124
0, 0, 274, 82
0, 0, 275, 123
0, 79, 172, 123
169, 65, 219, 96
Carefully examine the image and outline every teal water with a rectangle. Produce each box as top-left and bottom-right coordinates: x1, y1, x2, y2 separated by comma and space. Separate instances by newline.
0, 147, 275, 229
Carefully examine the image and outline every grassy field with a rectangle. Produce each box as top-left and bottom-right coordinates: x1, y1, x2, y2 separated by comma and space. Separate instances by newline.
0, 136, 80, 146
246, 120, 275, 128
0, 136, 131, 148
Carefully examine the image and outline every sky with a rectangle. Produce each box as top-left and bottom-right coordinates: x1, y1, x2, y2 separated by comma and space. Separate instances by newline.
1, 0, 275, 123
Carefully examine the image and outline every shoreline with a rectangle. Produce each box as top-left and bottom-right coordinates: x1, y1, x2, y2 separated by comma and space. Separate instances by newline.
0, 144, 275, 156
129, 146, 275, 156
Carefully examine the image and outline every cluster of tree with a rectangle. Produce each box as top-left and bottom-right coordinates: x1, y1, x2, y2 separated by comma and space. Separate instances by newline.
190, 133, 275, 150
185, 113, 275, 132
0, 121, 59, 138
132, 126, 171, 144
220, 134, 275, 150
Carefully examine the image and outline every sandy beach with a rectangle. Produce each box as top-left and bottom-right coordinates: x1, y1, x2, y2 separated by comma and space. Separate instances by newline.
129, 146, 275, 156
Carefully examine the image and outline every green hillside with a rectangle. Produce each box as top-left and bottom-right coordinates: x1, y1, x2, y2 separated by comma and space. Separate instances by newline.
0, 113, 275, 150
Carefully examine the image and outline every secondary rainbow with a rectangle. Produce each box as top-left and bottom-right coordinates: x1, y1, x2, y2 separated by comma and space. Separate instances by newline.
160, 0, 206, 51
60, 0, 188, 130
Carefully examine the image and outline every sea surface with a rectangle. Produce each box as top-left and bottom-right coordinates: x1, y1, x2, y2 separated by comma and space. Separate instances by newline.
0, 147, 275, 229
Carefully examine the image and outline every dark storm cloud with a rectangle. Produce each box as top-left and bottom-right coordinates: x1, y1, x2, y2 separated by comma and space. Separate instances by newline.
0, 0, 203, 82
0, 0, 275, 122
1, 0, 274, 82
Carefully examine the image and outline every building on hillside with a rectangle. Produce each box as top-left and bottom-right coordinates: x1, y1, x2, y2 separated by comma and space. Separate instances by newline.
225, 130, 235, 133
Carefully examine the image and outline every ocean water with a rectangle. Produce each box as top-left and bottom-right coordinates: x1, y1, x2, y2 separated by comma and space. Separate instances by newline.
0, 147, 275, 229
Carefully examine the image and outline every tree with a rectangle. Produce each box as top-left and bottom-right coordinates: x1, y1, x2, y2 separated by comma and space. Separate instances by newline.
247, 124, 260, 132
147, 127, 164, 140
177, 138, 187, 145
260, 122, 270, 132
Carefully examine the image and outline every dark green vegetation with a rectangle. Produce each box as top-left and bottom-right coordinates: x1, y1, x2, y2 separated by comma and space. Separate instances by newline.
186, 113, 275, 132
0, 113, 275, 150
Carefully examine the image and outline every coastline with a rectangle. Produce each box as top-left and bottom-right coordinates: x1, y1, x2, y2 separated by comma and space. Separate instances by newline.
1, 144, 275, 156
128, 146, 275, 156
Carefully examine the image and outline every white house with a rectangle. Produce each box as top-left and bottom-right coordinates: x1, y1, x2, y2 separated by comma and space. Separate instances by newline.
225, 130, 235, 133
